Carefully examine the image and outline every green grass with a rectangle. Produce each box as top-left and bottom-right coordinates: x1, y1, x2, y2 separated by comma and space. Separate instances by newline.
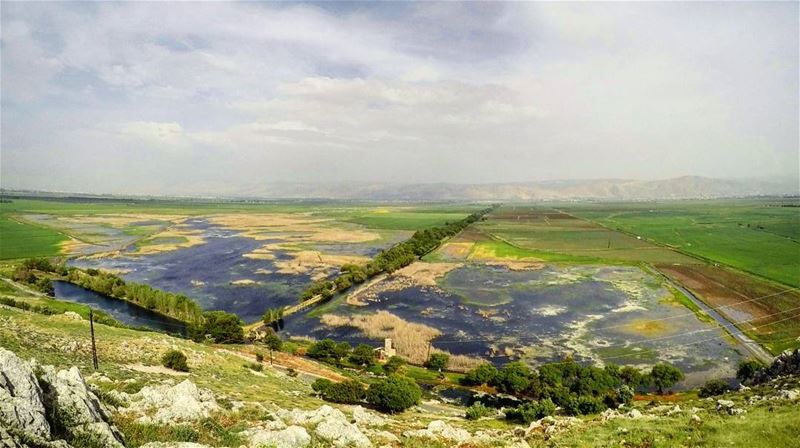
0, 216, 67, 259
567, 199, 800, 287
540, 401, 800, 448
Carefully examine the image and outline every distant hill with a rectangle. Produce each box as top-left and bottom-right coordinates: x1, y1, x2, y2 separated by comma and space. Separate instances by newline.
4, 176, 797, 202
240, 176, 797, 201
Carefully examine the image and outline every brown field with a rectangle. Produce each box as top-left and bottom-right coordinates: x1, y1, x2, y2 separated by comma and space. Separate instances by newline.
657, 264, 800, 354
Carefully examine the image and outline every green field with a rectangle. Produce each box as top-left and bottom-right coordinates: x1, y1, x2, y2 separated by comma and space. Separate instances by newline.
0, 215, 67, 259
565, 200, 800, 287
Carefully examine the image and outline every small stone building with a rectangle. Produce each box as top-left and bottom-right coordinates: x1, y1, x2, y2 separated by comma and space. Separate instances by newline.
375, 338, 396, 361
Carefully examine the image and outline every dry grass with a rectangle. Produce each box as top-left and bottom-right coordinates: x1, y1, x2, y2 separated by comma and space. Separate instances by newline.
207, 213, 380, 244
393, 262, 463, 286
321, 311, 441, 364
319, 311, 483, 370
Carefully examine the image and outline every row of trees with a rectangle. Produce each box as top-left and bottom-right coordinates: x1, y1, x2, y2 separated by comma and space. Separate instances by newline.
461, 359, 684, 420
66, 269, 205, 324
298, 206, 497, 303
12, 257, 63, 296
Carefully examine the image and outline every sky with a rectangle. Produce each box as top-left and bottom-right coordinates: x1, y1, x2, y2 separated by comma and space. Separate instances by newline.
1, 1, 798, 195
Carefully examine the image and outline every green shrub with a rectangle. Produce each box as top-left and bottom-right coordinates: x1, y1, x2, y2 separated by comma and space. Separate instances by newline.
425, 353, 449, 371
383, 356, 405, 375
161, 350, 189, 372
736, 360, 764, 384
367, 375, 422, 413
312, 378, 334, 394
491, 361, 531, 395
255, 352, 264, 363
463, 363, 498, 386
350, 344, 377, 367
576, 396, 606, 415
318, 380, 366, 404
244, 362, 262, 372
505, 399, 556, 423
699, 379, 730, 398
465, 402, 491, 420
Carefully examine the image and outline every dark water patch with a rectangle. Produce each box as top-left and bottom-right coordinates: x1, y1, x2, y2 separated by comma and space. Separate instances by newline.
54, 281, 187, 336
70, 219, 316, 323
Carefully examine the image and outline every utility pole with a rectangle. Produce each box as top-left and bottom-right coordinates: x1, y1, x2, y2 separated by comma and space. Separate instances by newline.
89, 309, 98, 370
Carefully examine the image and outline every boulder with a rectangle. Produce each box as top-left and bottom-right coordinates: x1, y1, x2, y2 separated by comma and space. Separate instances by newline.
38, 365, 125, 447
715, 399, 735, 414
277, 405, 347, 427
352, 406, 386, 427
666, 405, 682, 416
772, 389, 799, 401
627, 409, 643, 419
62, 312, 82, 321
427, 420, 471, 443
600, 409, 621, 421
245, 425, 311, 448
0, 348, 50, 438
315, 418, 372, 448
127, 379, 219, 424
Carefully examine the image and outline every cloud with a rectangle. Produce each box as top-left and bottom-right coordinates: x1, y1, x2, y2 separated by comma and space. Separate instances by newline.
1, 1, 797, 194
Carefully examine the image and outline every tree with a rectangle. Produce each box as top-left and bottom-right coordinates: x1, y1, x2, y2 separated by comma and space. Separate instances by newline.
200, 311, 244, 343
318, 380, 366, 404
350, 344, 377, 367
736, 360, 764, 384
366, 375, 422, 413
505, 399, 556, 423
262, 307, 284, 326
383, 356, 405, 375
648, 363, 684, 394
465, 402, 491, 420
463, 363, 498, 386
492, 361, 531, 395
425, 353, 449, 371
162, 350, 188, 372
263, 329, 283, 365
619, 366, 645, 389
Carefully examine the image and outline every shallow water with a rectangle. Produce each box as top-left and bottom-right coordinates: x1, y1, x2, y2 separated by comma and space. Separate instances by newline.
53, 281, 187, 335
284, 264, 745, 386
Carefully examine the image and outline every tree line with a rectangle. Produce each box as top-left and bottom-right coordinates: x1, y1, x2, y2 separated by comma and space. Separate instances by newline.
460, 359, 684, 422
297, 205, 498, 303
66, 268, 205, 324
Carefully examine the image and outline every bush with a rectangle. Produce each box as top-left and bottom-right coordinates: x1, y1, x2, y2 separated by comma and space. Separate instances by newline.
465, 402, 491, 420
255, 352, 264, 363
736, 360, 764, 384
312, 378, 334, 394
319, 380, 366, 404
505, 399, 556, 423
366, 375, 422, 413
576, 396, 606, 415
383, 356, 405, 375
350, 344, 377, 367
425, 353, 449, 371
162, 350, 188, 372
244, 362, 263, 372
307, 339, 350, 365
463, 363, 497, 386
491, 361, 531, 395
699, 379, 730, 398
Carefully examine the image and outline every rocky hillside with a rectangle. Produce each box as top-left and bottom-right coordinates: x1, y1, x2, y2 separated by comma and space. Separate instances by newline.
1, 300, 799, 448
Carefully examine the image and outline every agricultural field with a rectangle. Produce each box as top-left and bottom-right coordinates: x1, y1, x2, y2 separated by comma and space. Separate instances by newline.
0, 215, 68, 259
564, 199, 800, 287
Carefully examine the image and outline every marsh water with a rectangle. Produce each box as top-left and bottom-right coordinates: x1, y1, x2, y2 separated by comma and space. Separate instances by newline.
284, 264, 745, 386
53, 281, 188, 335
63, 219, 745, 385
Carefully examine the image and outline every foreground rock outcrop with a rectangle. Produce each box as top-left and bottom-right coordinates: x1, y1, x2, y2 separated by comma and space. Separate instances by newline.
0, 348, 124, 448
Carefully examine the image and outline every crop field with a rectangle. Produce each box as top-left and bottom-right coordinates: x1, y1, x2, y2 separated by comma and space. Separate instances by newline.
656, 264, 800, 354
0, 215, 67, 259
565, 200, 800, 287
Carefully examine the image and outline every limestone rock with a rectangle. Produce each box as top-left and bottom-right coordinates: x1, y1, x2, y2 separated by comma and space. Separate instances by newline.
245, 425, 311, 448
315, 418, 372, 448
62, 312, 82, 321
666, 405, 682, 416
773, 389, 799, 401
0, 348, 50, 438
277, 405, 347, 427
127, 379, 219, 424
404, 420, 470, 444
352, 406, 387, 427
627, 409, 643, 419
715, 399, 735, 414
38, 365, 125, 447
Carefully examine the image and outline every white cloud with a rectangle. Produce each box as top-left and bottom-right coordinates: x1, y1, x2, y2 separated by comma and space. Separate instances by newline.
1, 1, 797, 194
